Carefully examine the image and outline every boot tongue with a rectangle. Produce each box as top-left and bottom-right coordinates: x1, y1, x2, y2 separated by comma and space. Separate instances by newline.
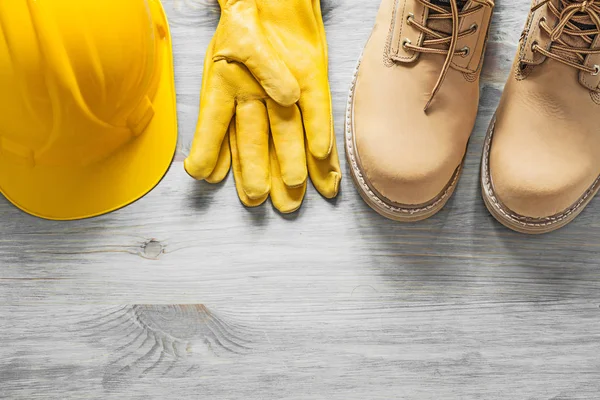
425, 0, 468, 39
430, 0, 468, 8
570, 16, 595, 31
553, 1, 598, 63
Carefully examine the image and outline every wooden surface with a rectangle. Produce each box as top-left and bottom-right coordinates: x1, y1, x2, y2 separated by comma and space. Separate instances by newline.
2, 1, 600, 399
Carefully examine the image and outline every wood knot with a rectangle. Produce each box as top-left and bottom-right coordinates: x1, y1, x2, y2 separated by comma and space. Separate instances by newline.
76, 305, 257, 385
142, 239, 164, 259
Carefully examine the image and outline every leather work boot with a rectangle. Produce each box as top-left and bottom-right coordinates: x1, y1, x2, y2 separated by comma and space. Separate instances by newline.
482, 0, 600, 234
346, 0, 495, 221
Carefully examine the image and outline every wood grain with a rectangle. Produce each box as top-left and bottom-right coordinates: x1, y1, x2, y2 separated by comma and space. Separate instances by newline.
2, 0, 600, 399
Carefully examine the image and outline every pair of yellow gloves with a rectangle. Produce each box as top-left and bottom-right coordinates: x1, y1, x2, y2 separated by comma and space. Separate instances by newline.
184, 0, 341, 213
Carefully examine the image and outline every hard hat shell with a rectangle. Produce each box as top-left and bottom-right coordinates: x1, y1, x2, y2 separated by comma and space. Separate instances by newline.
0, 0, 177, 220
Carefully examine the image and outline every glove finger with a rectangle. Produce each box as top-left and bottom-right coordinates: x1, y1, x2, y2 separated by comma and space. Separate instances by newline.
230, 117, 268, 208
184, 53, 235, 180
266, 99, 307, 188
185, 93, 234, 180
299, 87, 334, 160
236, 100, 271, 200
213, 2, 300, 107
270, 138, 306, 214
307, 134, 341, 199
242, 49, 300, 108
205, 124, 232, 184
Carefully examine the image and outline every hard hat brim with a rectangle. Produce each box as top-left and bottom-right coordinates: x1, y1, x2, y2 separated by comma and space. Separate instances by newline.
0, 5, 177, 221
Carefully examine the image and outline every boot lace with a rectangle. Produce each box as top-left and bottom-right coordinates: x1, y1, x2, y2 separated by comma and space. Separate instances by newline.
531, 0, 600, 75
400, 0, 495, 111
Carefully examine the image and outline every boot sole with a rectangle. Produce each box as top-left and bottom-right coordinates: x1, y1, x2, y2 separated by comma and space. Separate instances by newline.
481, 115, 600, 234
345, 58, 463, 222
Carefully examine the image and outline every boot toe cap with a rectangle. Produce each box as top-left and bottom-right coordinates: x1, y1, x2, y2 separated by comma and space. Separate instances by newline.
489, 148, 596, 219
357, 135, 461, 206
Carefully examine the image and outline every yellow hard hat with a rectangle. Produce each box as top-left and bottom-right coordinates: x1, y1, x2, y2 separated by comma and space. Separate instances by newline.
0, 0, 177, 220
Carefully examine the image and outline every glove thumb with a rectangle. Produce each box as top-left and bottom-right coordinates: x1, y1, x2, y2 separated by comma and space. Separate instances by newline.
213, 0, 300, 107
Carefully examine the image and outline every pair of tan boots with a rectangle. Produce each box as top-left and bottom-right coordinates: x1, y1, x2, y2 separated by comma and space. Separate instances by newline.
346, 0, 600, 234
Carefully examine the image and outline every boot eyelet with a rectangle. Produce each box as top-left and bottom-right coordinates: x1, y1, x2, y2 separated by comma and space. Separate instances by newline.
470, 23, 478, 32
461, 46, 470, 57
539, 16, 546, 27
531, 40, 539, 51
402, 38, 412, 49
593, 65, 600, 76
407, 12, 414, 23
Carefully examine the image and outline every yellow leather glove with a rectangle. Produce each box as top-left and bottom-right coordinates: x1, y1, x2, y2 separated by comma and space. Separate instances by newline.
184, 0, 341, 213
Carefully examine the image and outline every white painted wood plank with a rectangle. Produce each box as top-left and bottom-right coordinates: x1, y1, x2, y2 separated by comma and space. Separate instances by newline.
2, 0, 600, 398
2, 303, 600, 399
